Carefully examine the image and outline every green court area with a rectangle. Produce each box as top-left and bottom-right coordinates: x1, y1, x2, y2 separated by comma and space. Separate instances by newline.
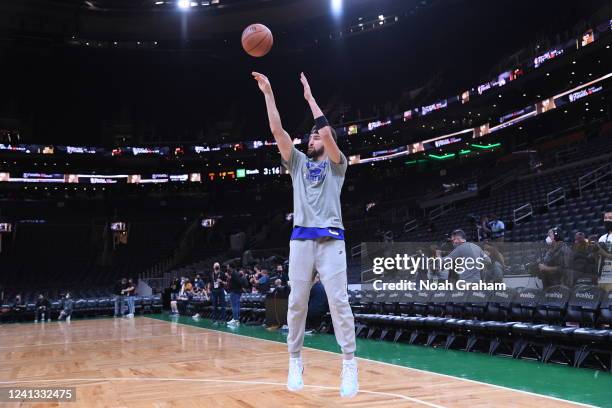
150, 314, 612, 408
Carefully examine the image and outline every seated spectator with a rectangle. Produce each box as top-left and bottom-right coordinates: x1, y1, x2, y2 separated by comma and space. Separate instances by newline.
193, 274, 205, 293
487, 214, 505, 242
170, 277, 193, 315
34, 293, 51, 323
250, 269, 271, 293
270, 278, 289, 297
275, 264, 288, 283
307, 274, 328, 331
11, 294, 25, 322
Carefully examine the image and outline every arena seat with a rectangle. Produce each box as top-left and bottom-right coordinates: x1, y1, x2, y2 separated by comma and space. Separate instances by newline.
412, 291, 432, 316
464, 290, 489, 319
445, 290, 470, 318
597, 290, 612, 326
534, 286, 571, 324
565, 285, 605, 324
510, 288, 542, 321
484, 288, 517, 321
152, 294, 163, 313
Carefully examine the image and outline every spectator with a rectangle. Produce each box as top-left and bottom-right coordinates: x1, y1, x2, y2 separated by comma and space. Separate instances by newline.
58, 292, 74, 322
597, 205, 612, 291
10, 294, 25, 322
538, 228, 572, 288
170, 277, 191, 315
34, 294, 51, 323
439, 229, 491, 283
182, 278, 194, 295
307, 274, 329, 331
276, 264, 288, 283
125, 278, 136, 318
478, 215, 491, 241
251, 269, 270, 293
483, 243, 505, 283
572, 232, 598, 285
227, 267, 246, 327
193, 274, 205, 293
114, 278, 127, 318
210, 262, 227, 325
487, 214, 505, 242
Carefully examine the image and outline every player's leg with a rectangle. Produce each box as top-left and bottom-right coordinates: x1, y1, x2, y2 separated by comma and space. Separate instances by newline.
286, 239, 315, 391
315, 238, 358, 397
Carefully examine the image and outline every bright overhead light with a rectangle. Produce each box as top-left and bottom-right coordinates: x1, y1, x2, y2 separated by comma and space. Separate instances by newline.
331, 0, 342, 16
177, 0, 190, 9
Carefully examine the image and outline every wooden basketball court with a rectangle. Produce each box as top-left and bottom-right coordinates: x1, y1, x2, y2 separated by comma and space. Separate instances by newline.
0, 317, 594, 407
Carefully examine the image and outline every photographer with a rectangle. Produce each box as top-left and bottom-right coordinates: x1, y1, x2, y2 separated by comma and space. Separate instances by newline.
571, 232, 598, 285
538, 228, 572, 288
483, 243, 506, 284
597, 206, 612, 290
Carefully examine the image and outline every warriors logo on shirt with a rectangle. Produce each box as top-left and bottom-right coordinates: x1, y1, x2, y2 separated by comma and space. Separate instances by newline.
304, 160, 328, 184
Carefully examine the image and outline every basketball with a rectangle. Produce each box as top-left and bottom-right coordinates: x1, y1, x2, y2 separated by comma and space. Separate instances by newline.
241, 23, 273, 57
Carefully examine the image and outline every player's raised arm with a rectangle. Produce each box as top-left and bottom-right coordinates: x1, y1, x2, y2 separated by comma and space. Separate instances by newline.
300, 72, 342, 164
252, 72, 293, 162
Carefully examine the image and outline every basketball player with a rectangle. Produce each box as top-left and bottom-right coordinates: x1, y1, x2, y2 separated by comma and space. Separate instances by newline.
252, 71, 358, 397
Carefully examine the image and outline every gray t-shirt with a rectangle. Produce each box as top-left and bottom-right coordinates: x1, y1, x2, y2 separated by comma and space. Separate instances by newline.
443, 242, 490, 283
282, 146, 347, 230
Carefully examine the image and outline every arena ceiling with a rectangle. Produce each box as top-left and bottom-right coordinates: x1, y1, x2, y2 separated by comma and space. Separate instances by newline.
0, 0, 413, 41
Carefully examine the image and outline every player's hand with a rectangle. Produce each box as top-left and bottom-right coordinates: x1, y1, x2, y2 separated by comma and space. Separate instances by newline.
252, 72, 272, 94
300, 72, 313, 101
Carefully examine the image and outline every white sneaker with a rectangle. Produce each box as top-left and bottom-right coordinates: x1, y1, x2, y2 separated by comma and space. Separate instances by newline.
66, 316, 71, 323
287, 357, 304, 391
34, 320, 38, 323
126, 313, 134, 319
192, 313, 201, 319
340, 359, 359, 398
